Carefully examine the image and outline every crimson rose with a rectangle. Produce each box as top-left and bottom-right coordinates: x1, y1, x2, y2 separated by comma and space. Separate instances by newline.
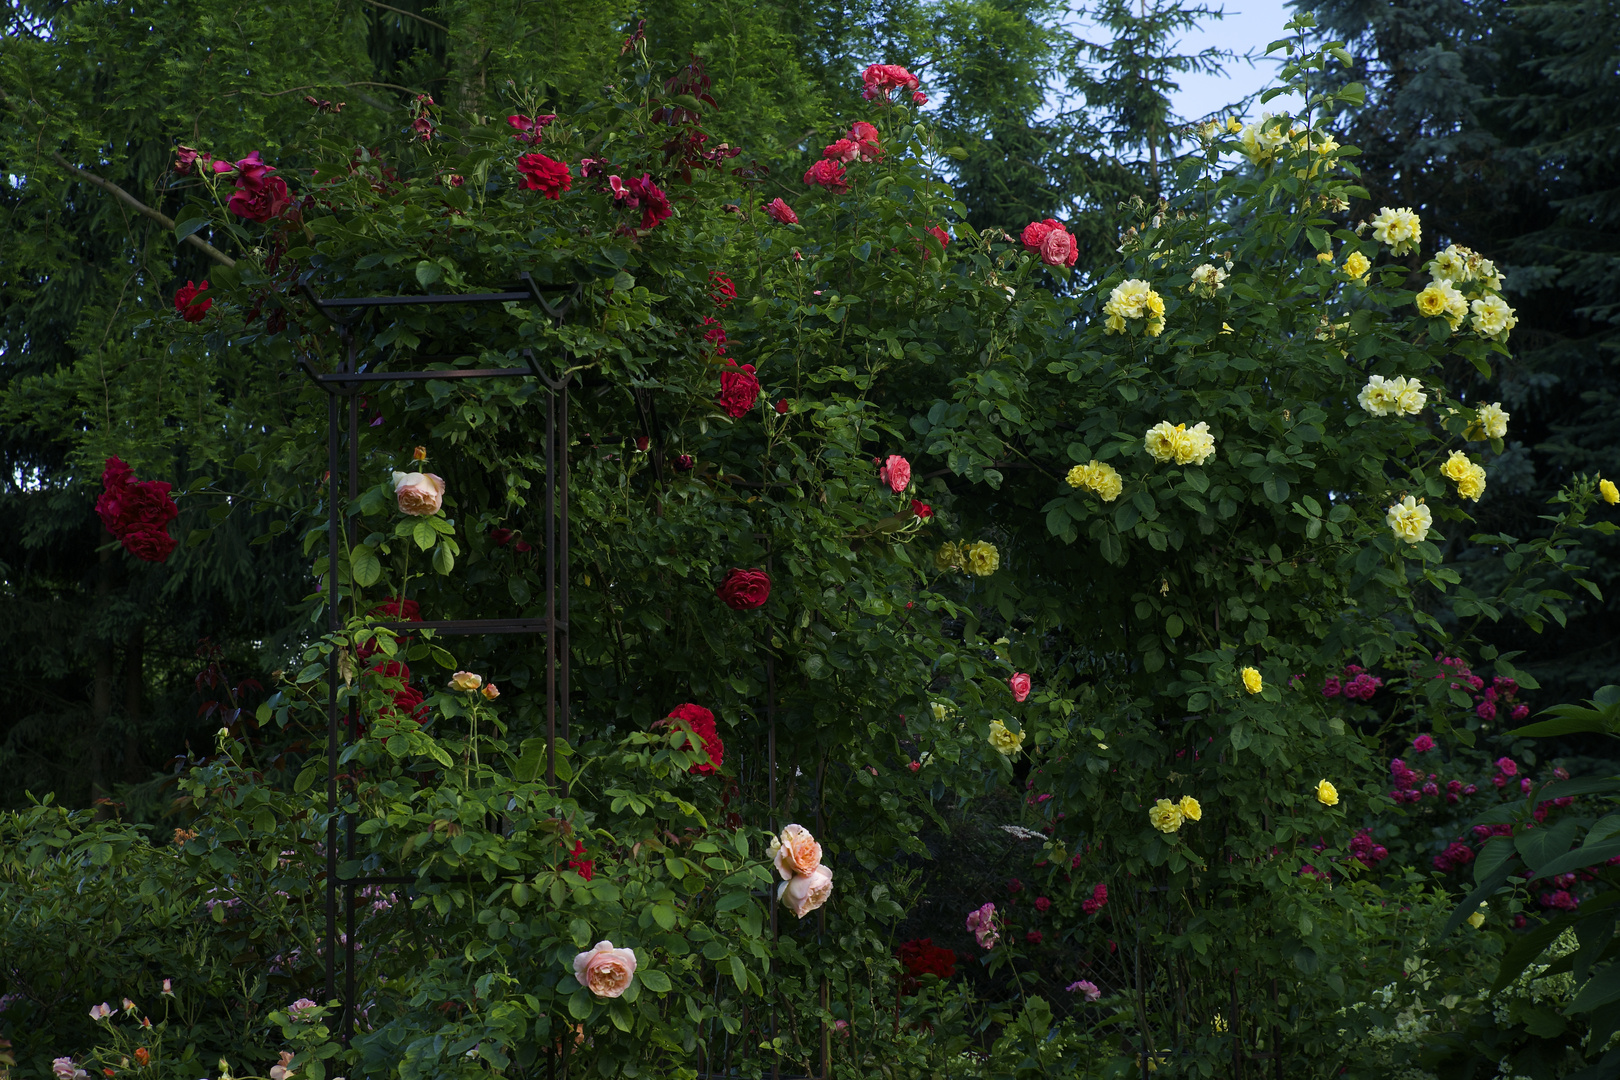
716, 568, 770, 610
661, 702, 725, 775
717, 360, 759, 418
516, 153, 572, 199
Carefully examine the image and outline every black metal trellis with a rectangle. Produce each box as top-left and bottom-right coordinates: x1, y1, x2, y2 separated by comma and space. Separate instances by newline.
301, 273, 578, 1043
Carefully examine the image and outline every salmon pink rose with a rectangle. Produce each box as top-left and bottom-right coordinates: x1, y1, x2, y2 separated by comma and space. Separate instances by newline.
878, 454, 911, 492
573, 941, 638, 998
1009, 673, 1031, 702
770, 824, 822, 880
392, 471, 445, 516
778, 864, 833, 918
1039, 228, 1074, 267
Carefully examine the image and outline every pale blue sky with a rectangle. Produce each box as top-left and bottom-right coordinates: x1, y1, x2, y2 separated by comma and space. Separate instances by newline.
1160, 0, 1303, 123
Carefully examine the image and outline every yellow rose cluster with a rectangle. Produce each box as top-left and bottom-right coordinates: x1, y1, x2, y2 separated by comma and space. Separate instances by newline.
1420, 243, 1517, 341
1370, 206, 1422, 257
1357, 374, 1426, 417
1466, 402, 1510, 442
1187, 263, 1227, 297
1103, 278, 1165, 337
987, 719, 1025, 756
1065, 460, 1123, 501
1386, 495, 1433, 544
935, 540, 1000, 577
1236, 113, 1294, 166
1440, 450, 1488, 502
1148, 795, 1202, 834
1144, 421, 1216, 466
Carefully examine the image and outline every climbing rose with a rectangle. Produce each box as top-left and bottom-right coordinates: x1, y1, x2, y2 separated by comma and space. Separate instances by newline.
770, 823, 822, 879
896, 938, 956, 994
392, 471, 445, 516
1081, 883, 1108, 914
965, 902, 998, 948
95, 457, 179, 562
1413, 734, 1436, 753
709, 271, 737, 308
1009, 673, 1031, 702
173, 280, 211, 322
717, 360, 760, 418
515, 153, 571, 198
1068, 980, 1102, 1001
716, 568, 771, 610
878, 454, 911, 492
573, 941, 638, 998
803, 159, 848, 192
765, 198, 798, 224
911, 499, 933, 519
861, 63, 919, 101
664, 702, 724, 774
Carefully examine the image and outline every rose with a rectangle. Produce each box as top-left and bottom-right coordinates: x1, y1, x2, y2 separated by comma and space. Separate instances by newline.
572, 941, 638, 997
1316, 779, 1339, 806
1068, 980, 1102, 1002
663, 702, 724, 774
717, 360, 760, 417
392, 470, 445, 515
626, 174, 671, 229
122, 527, 177, 563
1020, 218, 1062, 251
765, 198, 798, 224
715, 567, 771, 610
232, 151, 275, 187
269, 1051, 295, 1080
227, 175, 291, 222
911, 499, 933, 519
481, 683, 500, 700
515, 153, 572, 198
449, 671, 483, 691
849, 121, 882, 160
1039, 228, 1074, 267
770, 823, 822, 880
802, 159, 849, 192
709, 271, 737, 308
1009, 673, 1031, 702
777, 864, 834, 919
174, 280, 211, 322
878, 454, 911, 492
490, 527, 513, 546
823, 138, 859, 163
506, 114, 555, 143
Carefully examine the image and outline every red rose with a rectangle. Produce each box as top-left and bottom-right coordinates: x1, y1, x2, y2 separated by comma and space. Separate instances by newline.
381, 684, 427, 722
174, 280, 212, 322
912, 91, 927, 105
1020, 218, 1063, 252
121, 527, 177, 563
372, 597, 421, 622
174, 145, 211, 175
490, 527, 513, 546
715, 568, 770, 610
775, 399, 789, 415
911, 499, 933, 519
765, 198, 798, 225
702, 316, 729, 355
896, 938, 956, 994
927, 225, 950, 252
823, 138, 859, 163
709, 271, 737, 308
673, 454, 695, 471
515, 539, 533, 553
627, 174, 670, 229
227, 175, 291, 222
370, 659, 411, 683
516, 153, 572, 199
803, 159, 849, 192
565, 838, 595, 880
717, 360, 760, 418
662, 702, 725, 775
861, 63, 920, 101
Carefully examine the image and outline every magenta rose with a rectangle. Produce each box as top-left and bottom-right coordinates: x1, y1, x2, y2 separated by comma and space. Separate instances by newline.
716, 568, 771, 610
717, 361, 760, 418
765, 198, 799, 225
516, 153, 572, 199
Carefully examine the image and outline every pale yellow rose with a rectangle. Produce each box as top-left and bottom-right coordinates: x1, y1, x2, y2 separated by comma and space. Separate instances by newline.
1370, 206, 1421, 256
987, 719, 1024, 755
449, 670, 483, 691
1148, 798, 1184, 834
964, 540, 1000, 577
778, 864, 834, 919
934, 541, 962, 573
769, 824, 823, 881
1440, 451, 1473, 483
1179, 796, 1202, 822
1386, 496, 1433, 544
573, 941, 638, 998
392, 470, 446, 516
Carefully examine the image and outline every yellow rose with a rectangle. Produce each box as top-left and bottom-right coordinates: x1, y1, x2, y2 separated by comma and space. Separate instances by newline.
1473, 403, 1509, 440
1240, 666, 1262, 695
1457, 464, 1487, 502
1179, 795, 1202, 822
987, 719, 1024, 755
1440, 450, 1473, 483
449, 670, 483, 692
931, 701, 950, 722
1315, 252, 1333, 265
1370, 206, 1421, 256
1467, 903, 1487, 929
964, 540, 1000, 577
1065, 463, 1089, 489
1316, 779, 1339, 806
1602, 479, 1619, 505
1343, 250, 1371, 282
1386, 496, 1433, 544
934, 542, 962, 572
1470, 295, 1517, 341
1148, 798, 1184, 834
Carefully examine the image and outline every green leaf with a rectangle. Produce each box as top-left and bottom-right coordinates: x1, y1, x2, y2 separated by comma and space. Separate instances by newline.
433, 542, 455, 575
639, 969, 672, 993
415, 260, 443, 287
729, 954, 748, 991
351, 544, 381, 587
1263, 477, 1290, 504
413, 520, 437, 550
174, 216, 211, 242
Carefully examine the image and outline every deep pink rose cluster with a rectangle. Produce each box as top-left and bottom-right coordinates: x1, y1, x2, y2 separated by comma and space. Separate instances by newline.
95, 457, 178, 562
1020, 218, 1079, 268
861, 63, 920, 102
225, 151, 292, 223
607, 173, 672, 230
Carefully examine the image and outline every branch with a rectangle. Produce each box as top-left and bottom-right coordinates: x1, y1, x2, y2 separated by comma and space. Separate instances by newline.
257, 80, 426, 99
358, 0, 449, 32
48, 151, 237, 268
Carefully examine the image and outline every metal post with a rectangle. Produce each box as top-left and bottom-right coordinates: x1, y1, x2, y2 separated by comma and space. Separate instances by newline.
545, 383, 557, 790
558, 378, 570, 747
324, 385, 341, 1010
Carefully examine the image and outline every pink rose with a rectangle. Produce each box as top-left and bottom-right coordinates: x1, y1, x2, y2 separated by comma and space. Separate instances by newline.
1020, 219, 1061, 252
823, 138, 859, 163
765, 198, 799, 225
912, 91, 927, 105
572, 940, 638, 998
778, 864, 834, 919
227, 175, 291, 223
848, 121, 882, 161
392, 471, 446, 516
1039, 228, 1074, 267
878, 454, 911, 492
1009, 673, 1031, 702
803, 159, 849, 193
771, 824, 822, 880
1412, 733, 1435, 752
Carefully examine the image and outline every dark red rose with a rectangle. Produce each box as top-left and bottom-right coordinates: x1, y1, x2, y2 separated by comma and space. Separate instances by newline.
627, 174, 671, 229
702, 317, 729, 356
370, 660, 411, 683
174, 146, 211, 175
372, 597, 421, 622
717, 360, 760, 418
716, 568, 770, 610
896, 938, 956, 995
911, 499, 933, 519
507, 114, 556, 144
121, 528, 177, 563
515, 539, 532, 553
95, 457, 178, 545
174, 280, 212, 322
381, 684, 426, 723
490, 527, 513, 546
231, 151, 274, 186
673, 454, 695, 471
635, 436, 650, 452
227, 175, 291, 222
775, 399, 789, 415
662, 702, 725, 775
516, 153, 572, 199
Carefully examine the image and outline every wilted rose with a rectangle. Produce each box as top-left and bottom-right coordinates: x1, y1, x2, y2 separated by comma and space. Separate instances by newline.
392, 471, 445, 515
778, 864, 833, 919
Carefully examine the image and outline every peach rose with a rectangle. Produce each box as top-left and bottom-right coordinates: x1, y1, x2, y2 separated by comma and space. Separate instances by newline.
392, 470, 445, 516
778, 865, 834, 919
573, 940, 638, 998
770, 823, 822, 881
449, 670, 483, 691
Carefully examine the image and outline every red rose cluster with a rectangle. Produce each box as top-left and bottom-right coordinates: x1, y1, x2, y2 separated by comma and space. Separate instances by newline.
173, 280, 212, 323
715, 567, 770, 610
662, 702, 725, 775
370, 659, 427, 723
225, 151, 292, 224
1021, 218, 1079, 268
861, 63, 920, 102
359, 597, 421, 660
717, 359, 760, 417
896, 938, 956, 995
806, 120, 890, 193
516, 153, 572, 199
95, 456, 178, 562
